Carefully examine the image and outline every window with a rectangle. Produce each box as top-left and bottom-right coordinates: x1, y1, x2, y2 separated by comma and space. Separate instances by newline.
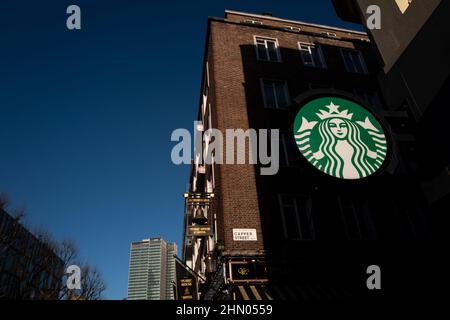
279, 195, 314, 240
280, 132, 299, 167
255, 37, 281, 62
298, 42, 326, 68
341, 49, 368, 74
280, 134, 289, 167
206, 62, 210, 87
260, 79, 290, 110
354, 89, 383, 110
338, 197, 363, 240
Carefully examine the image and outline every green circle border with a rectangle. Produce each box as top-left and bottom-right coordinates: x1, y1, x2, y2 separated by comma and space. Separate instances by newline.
292, 93, 391, 180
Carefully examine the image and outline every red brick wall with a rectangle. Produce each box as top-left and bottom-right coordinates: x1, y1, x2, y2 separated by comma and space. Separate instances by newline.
202, 16, 376, 257
210, 20, 265, 255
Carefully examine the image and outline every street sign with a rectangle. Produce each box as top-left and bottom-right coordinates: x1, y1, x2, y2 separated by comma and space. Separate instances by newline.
187, 225, 213, 237
233, 228, 257, 241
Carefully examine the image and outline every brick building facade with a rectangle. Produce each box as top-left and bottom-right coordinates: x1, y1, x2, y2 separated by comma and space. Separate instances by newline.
181, 10, 433, 300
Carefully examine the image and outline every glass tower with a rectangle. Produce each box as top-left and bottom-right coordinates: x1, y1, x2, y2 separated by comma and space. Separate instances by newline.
127, 238, 177, 300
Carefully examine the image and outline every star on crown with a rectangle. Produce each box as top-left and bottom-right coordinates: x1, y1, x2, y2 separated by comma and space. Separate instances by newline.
316, 102, 353, 120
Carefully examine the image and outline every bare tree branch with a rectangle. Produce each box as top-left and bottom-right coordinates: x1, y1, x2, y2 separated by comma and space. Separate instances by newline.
79, 264, 106, 300
1, 208, 106, 300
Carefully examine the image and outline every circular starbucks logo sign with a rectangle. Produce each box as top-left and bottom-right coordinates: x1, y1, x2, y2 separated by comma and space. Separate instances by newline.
293, 97, 388, 179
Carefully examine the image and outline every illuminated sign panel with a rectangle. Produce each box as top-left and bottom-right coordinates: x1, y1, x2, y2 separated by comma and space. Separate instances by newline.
230, 262, 268, 282
175, 259, 198, 300
179, 278, 194, 300
293, 96, 388, 179
187, 226, 212, 237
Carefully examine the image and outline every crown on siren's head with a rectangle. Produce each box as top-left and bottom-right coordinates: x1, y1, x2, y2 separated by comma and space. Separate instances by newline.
316, 102, 353, 120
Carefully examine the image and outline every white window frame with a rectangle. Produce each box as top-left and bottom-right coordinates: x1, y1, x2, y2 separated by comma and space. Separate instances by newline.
254, 36, 282, 62
208, 104, 212, 131
206, 61, 210, 87
298, 42, 327, 69
203, 104, 211, 160
340, 48, 368, 74
260, 78, 290, 110
201, 79, 208, 118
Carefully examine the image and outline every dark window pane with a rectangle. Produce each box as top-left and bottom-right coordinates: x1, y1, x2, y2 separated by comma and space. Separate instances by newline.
257, 43, 268, 61
263, 84, 276, 108
275, 82, 288, 108
282, 195, 295, 206
284, 206, 300, 239
296, 198, 314, 240
343, 51, 354, 72
340, 198, 361, 239
351, 52, 361, 73
355, 52, 366, 73
267, 41, 278, 61
301, 50, 313, 65
285, 133, 300, 165
343, 50, 367, 73
256, 38, 279, 62
369, 93, 382, 110
311, 47, 324, 68
300, 44, 325, 68
356, 91, 382, 110
280, 135, 288, 166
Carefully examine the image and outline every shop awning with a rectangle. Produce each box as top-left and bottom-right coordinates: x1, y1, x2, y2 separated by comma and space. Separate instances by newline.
232, 283, 353, 300
233, 284, 273, 300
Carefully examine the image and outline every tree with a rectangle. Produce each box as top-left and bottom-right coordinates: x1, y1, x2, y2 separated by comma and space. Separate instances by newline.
78, 265, 107, 300
54, 238, 107, 300
34, 231, 107, 300
1, 205, 106, 300
0, 207, 25, 257
0, 192, 27, 261
0, 192, 10, 210
0, 209, 63, 300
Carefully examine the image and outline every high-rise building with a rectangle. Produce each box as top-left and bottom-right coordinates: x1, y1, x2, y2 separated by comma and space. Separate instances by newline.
165, 243, 177, 300
127, 238, 177, 300
182, 10, 436, 300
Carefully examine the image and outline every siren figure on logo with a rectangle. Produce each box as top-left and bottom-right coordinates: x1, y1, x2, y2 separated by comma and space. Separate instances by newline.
294, 100, 387, 179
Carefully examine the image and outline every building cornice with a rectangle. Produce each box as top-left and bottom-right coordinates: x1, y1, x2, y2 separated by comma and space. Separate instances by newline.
224, 9, 367, 36
207, 17, 370, 44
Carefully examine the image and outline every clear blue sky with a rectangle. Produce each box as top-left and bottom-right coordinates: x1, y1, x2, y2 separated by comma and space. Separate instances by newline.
0, 0, 362, 299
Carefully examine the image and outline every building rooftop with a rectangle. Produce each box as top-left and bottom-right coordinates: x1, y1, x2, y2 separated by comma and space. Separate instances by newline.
223, 9, 367, 35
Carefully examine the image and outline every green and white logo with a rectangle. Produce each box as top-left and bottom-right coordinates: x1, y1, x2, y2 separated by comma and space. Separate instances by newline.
293, 97, 388, 179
